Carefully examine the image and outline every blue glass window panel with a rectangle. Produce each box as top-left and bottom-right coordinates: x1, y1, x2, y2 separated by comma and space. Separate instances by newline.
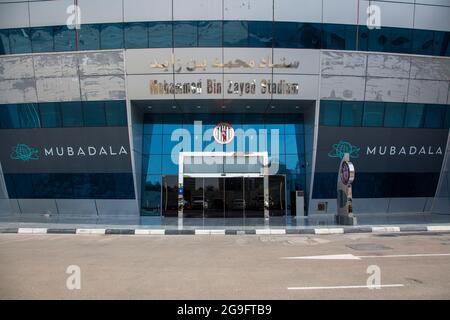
0, 30, 11, 54
274, 21, 299, 48
161, 154, 178, 174
163, 114, 183, 134
100, 23, 123, 49
13, 174, 34, 198
216, 114, 237, 128
141, 174, 161, 213
61, 101, 83, 127
285, 155, 304, 174
174, 21, 198, 47
18, 103, 41, 128
284, 123, 303, 135
194, 134, 207, 152
243, 114, 265, 130
182, 114, 209, 134
404, 103, 425, 128
53, 174, 74, 198
105, 101, 127, 126
433, 31, 450, 56
143, 155, 162, 175
363, 102, 384, 127
143, 134, 162, 155
340, 101, 363, 126
143, 174, 161, 191
0, 104, 21, 129
322, 24, 356, 50
287, 174, 307, 194
144, 122, 163, 135
9, 28, 31, 54
72, 173, 92, 198
285, 135, 305, 155
320, 100, 341, 126
124, 22, 148, 49
445, 107, 450, 129
262, 133, 285, 155
390, 28, 412, 54
53, 26, 76, 52
412, 29, 434, 55
78, 24, 100, 50
114, 173, 135, 199
31, 174, 52, 198
384, 103, 405, 128
31, 27, 54, 52
298, 23, 321, 49
224, 21, 248, 47
91, 173, 115, 199
248, 21, 272, 47
368, 27, 390, 52
162, 134, 187, 154
266, 152, 284, 172
198, 21, 222, 47
424, 104, 446, 128
83, 101, 106, 126
264, 114, 285, 135
357, 26, 369, 51
39, 103, 61, 128
4, 174, 17, 198
148, 21, 172, 48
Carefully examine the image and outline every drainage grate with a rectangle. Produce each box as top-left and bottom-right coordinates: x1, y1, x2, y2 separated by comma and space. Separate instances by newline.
346, 243, 392, 251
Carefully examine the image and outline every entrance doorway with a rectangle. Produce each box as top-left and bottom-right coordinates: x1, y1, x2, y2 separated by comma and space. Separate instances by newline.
183, 177, 265, 218
161, 175, 286, 218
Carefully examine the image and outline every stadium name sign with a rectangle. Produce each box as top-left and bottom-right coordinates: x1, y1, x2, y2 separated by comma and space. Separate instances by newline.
149, 79, 299, 96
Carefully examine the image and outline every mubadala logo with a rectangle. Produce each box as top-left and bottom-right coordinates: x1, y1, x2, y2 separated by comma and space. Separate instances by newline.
328, 141, 360, 159
10, 144, 128, 160
329, 140, 443, 158
366, 145, 443, 156
43, 146, 128, 157
10, 144, 39, 161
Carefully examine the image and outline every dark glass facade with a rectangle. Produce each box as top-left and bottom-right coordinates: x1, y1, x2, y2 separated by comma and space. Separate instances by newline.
314, 100, 450, 199
319, 100, 450, 129
0, 101, 134, 200
0, 101, 127, 129
1, 21, 449, 57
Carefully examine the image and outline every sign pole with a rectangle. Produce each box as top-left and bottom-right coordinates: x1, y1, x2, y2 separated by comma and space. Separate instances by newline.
335, 153, 357, 225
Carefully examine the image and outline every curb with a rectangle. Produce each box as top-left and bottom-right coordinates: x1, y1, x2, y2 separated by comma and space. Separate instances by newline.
1, 225, 450, 236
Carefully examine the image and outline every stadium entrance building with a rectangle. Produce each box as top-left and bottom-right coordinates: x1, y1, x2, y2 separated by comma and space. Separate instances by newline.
0, 0, 449, 223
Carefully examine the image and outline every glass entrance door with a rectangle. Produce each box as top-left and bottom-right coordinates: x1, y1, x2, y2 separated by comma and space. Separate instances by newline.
244, 177, 264, 218
161, 175, 285, 218
204, 178, 224, 218
225, 178, 244, 218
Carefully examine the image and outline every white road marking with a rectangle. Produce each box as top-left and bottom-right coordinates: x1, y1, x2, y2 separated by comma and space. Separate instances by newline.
281, 254, 361, 260
281, 253, 450, 260
359, 253, 450, 258
288, 284, 404, 290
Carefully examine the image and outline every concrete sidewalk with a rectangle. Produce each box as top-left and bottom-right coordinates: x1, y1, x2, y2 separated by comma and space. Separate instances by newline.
0, 211, 449, 231
0, 212, 450, 236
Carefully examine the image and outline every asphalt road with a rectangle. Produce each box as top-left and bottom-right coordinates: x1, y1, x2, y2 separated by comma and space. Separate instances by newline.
1, 232, 450, 299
